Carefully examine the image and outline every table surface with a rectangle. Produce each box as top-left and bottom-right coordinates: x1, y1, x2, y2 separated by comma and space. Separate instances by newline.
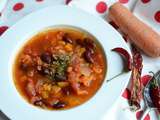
0, 0, 159, 120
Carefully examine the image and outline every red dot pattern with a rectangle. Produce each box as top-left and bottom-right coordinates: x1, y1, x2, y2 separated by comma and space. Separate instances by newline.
136, 110, 143, 119
136, 110, 150, 120
0, 26, 9, 36
141, 75, 152, 86
96, 1, 107, 14
144, 114, 150, 120
141, 0, 151, 4
13, 3, 24, 11
122, 88, 131, 100
119, 0, 129, 4
0, 1, 158, 120
154, 11, 160, 23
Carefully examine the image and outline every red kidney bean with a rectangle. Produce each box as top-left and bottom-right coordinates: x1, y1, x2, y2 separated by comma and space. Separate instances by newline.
62, 34, 73, 44
52, 101, 66, 109
83, 49, 94, 63
62, 86, 72, 96
76, 38, 95, 51
84, 38, 95, 50
77, 38, 96, 63
20, 63, 28, 71
40, 52, 52, 64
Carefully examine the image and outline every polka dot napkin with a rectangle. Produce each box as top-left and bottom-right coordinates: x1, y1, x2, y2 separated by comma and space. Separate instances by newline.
0, 0, 160, 120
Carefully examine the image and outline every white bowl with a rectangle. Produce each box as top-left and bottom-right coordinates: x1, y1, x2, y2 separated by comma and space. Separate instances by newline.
0, 5, 131, 120
0, 0, 8, 12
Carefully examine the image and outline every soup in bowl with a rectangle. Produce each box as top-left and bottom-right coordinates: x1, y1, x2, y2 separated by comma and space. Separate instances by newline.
13, 27, 106, 110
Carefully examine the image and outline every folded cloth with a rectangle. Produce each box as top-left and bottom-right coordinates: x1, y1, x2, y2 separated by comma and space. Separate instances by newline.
0, 0, 159, 120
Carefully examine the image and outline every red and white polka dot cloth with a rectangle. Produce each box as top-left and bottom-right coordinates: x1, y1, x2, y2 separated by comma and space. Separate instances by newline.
0, 0, 160, 120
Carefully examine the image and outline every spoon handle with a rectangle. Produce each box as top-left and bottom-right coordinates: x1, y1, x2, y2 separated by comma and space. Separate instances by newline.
140, 108, 150, 120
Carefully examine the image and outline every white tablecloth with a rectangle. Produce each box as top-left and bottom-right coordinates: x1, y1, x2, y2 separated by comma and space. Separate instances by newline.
0, 0, 160, 120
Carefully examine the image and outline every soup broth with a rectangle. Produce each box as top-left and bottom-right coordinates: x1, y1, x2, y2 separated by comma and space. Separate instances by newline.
13, 27, 106, 110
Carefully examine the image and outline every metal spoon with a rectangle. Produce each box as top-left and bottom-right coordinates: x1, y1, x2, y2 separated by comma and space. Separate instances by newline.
141, 71, 160, 120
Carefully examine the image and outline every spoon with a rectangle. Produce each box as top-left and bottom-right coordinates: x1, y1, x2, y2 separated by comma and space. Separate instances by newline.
141, 71, 160, 120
